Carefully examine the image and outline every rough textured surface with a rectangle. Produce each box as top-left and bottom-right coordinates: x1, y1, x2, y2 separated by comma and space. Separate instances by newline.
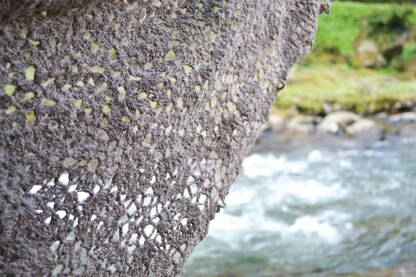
0, 0, 322, 275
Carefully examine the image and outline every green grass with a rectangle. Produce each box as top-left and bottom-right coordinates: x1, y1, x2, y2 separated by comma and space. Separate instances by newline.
314, 1, 416, 55
274, 64, 416, 115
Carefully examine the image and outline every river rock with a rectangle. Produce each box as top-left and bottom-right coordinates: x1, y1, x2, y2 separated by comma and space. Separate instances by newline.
388, 112, 416, 125
346, 119, 383, 143
317, 111, 361, 135
268, 114, 287, 132
287, 115, 315, 134
353, 39, 386, 68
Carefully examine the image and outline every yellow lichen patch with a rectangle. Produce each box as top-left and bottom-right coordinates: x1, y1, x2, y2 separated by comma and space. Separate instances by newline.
102, 105, 111, 114
166, 89, 172, 98
5, 84, 16, 96
204, 102, 210, 110
91, 42, 100, 53
105, 95, 113, 101
24, 92, 35, 100
30, 40, 40, 46
41, 11, 47, 17
169, 77, 176, 83
91, 66, 105, 74
176, 97, 183, 108
156, 107, 163, 116
190, 43, 197, 50
113, 71, 121, 78
150, 101, 157, 108
101, 119, 109, 128
164, 50, 176, 61
143, 62, 153, 70
213, 6, 221, 12
183, 65, 193, 74
88, 78, 95, 86
258, 69, 265, 78
41, 78, 55, 88
215, 80, 223, 90
138, 92, 148, 100
165, 103, 173, 113
195, 85, 201, 92
62, 84, 71, 92
6, 105, 16, 114
139, 8, 147, 21
83, 32, 91, 40
122, 116, 130, 123
172, 41, 180, 46
42, 98, 56, 106
96, 82, 108, 93
157, 82, 164, 89
76, 81, 85, 88
117, 87, 126, 100
108, 14, 115, 22
6, 63, 11, 69
8, 72, 15, 78
75, 99, 83, 108
110, 48, 117, 60
84, 108, 92, 114
25, 66, 36, 81
26, 111, 36, 125
75, 51, 81, 58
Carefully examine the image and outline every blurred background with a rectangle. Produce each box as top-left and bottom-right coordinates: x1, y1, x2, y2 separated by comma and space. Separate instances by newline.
183, 1, 416, 276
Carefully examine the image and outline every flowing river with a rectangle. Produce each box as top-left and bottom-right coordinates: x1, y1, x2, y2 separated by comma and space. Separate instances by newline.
182, 137, 416, 277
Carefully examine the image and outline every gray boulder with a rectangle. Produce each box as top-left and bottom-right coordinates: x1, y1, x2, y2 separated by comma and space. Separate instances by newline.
317, 111, 361, 135
346, 119, 383, 143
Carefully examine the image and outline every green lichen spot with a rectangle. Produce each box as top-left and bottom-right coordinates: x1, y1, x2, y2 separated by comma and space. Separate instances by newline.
25, 66, 36, 81
139, 8, 147, 21
166, 103, 173, 113
172, 41, 180, 46
225, 75, 234, 84
20, 29, 28, 38
26, 111, 36, 125
176, 97, 183, 108
101, 119, 109, 128
88, 78, 95, 86
88, 159, 99, 171
83, 32, 91, 40
84, 108, 92, 114
30, 40, 40, 46
6, 105, 16, 114
213, 6, 221, 12
91, 66, 105, 73
183, 65, 193, 74
118, 87, 126, 100
63, 157, 77, 167
110, 48, 117, 60
76, 81, 85, 88
6, 63, 11, 69
75, 99, 83, 108
96, 82, 108, 93
122, 116, 130, 123
129, 75, 141, 81
24, 92, 35, 100
227, 101, 237, 112
113, 71, 121, 78
41, 78, 55, 88
5, 84, 16, 96
164, 50, 176, 61
102, 105, 111, 114
150, 101, 157, 108
211, 96, 218, 107
156, 107, 163, 116
91, 43, 100, 53
143, 62, 153, 70
138, 92, 148, 100
62, 84, 71, 92
258, 69, 265, 78
195, 85, 201, 92
42, 98, 56, 106
135, 110, 141, 118
166, 89, 172, 97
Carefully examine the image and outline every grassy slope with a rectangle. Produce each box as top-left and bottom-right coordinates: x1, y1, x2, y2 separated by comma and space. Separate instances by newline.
273, 1, 416, 115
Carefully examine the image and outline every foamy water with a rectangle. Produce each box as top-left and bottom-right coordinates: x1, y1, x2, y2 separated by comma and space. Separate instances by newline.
183, 139, 416, 277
